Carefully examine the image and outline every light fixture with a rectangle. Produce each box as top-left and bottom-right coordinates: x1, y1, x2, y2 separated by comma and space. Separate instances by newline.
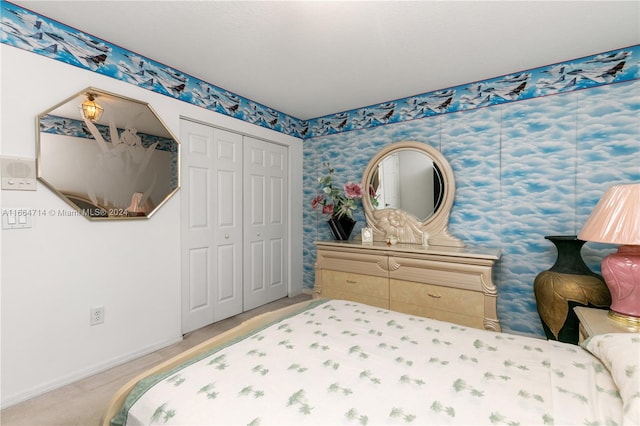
81, 93, 104, 122
578, 183, 640, 329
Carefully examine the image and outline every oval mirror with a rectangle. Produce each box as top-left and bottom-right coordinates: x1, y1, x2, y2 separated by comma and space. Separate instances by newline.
37, 87, 180, 220
362, 141, 464, 247
370, 150, 444, 221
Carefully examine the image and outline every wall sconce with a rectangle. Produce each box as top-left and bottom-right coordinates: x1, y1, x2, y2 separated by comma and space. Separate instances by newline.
578, 183, 640, 329
81, 93, 104, 122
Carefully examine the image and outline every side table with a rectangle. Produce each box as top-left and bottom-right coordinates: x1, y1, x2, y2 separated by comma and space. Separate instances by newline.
574, 306, 638, 344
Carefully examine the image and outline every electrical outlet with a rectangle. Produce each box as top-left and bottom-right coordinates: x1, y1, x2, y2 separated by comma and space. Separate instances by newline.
90, 306, 105, 326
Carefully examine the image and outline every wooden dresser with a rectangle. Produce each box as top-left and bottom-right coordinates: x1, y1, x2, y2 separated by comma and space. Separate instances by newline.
314, 240, 501, 331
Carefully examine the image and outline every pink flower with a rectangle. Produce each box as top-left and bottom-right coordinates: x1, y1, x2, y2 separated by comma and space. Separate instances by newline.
311, 163, 366, 220
343, 182, 363, 199
311, 195, 323, 209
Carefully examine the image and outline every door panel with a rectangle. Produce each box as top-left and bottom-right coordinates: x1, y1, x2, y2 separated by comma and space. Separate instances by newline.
216, 243, 237, 301
217, 170, 236, 226
189, 167, 209, 227
181, 120, 243, 333
249, 240, 266, 292
188, 247, 209, 310
270, 237, 284, 285
181, 121, 215, 333
211, 129, 243, 322
270, 176, 284, 224
243, 137, 288, 310
249, 174, 266, 227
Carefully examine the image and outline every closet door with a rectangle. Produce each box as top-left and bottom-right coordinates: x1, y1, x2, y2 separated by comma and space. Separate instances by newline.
211, 129, 244, 321
180, 120, 243, 334
181, 120, 214, 333
243, 137, 289, 310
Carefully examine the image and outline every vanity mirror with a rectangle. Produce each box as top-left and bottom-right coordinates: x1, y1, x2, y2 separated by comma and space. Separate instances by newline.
362, 141, 464, 247
37, 87, 180, 220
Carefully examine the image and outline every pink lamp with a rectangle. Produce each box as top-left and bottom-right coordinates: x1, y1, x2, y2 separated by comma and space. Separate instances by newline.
578, 183, 640, 329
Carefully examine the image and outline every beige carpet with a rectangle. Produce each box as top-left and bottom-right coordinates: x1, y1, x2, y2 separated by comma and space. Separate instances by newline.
0, 294, 312, 426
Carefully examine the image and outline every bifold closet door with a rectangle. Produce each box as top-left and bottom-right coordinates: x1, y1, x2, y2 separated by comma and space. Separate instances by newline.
180, 120, 243, 334
243, 137, 289, 310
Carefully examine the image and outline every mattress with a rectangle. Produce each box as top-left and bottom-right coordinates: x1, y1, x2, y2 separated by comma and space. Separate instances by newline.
109, 299, 638, 425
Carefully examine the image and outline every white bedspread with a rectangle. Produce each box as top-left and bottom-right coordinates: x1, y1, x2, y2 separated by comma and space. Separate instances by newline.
115, 299, 623, 425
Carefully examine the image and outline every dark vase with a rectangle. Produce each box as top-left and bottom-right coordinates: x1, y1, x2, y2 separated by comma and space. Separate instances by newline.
533, 235, 611, 344
327, 215, 356, 240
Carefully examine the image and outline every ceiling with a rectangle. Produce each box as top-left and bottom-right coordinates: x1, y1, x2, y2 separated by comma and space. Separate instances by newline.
10, 1, 640, 120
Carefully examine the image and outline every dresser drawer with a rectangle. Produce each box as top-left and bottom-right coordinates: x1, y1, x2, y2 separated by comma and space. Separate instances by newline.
316, 249, 388, 278
316, 270, 389, 309
390, 279, 484, 328
389, 256, 490, 292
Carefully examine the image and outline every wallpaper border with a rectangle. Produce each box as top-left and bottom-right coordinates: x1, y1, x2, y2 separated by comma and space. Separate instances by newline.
2, 0, 639, 140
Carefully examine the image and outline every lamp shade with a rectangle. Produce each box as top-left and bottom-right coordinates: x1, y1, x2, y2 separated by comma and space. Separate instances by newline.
81, 94, 103, 122
578, 184, 640, 246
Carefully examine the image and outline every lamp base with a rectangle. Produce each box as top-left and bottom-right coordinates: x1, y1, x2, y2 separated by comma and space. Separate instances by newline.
601, 245, 640, 318
608, 310, 640, 331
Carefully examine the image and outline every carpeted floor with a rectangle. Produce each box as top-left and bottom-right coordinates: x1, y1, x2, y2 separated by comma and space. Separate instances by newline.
0, 293, 312, 426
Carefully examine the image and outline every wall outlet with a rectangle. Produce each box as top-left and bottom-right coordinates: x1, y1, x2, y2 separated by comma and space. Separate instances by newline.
90, 306, 105, 326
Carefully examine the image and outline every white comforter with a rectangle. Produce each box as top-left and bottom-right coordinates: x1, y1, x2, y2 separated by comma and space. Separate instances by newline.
115, 299, 624, 425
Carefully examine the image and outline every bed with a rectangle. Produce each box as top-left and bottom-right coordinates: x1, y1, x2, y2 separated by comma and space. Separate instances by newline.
104, 299, 639, 425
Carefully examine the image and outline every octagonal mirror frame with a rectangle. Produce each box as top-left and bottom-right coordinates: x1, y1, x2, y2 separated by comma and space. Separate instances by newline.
36, 87, 180, 220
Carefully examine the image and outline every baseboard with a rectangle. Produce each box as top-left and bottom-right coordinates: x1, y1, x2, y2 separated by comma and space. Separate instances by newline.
301, 287, 313, 295
0, 335, 183, 410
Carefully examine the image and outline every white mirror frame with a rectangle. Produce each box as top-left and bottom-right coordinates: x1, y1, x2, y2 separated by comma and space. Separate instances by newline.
361, 141, 465, 247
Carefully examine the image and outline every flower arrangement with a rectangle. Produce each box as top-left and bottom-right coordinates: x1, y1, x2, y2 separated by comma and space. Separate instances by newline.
311, 163, 364, 220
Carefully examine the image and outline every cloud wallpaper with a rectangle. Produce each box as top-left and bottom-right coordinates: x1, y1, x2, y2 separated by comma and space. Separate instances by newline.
303, 81, 639, 337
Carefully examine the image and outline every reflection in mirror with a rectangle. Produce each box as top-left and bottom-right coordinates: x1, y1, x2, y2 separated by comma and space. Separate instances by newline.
371, 150, 443, 221
37, 87, 180, 220
362, 141, 464, 247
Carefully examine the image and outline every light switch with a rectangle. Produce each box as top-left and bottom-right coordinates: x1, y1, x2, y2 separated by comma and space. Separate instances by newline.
2, 210, 32, 229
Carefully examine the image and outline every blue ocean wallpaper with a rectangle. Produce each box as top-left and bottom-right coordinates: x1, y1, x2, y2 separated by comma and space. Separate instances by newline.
2, 0, 639, 336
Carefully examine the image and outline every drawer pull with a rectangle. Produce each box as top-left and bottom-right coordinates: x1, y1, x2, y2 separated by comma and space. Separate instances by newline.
427, 293, 442, 299
346, 279, 357, 284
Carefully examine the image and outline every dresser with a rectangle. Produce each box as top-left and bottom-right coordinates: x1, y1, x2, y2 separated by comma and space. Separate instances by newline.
314, 240, 501, 331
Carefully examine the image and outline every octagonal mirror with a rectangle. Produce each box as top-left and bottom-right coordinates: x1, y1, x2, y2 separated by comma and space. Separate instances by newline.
37, 87, 180, 220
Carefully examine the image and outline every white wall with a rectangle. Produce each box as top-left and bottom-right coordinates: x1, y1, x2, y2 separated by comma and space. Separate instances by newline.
0, 45, 303, 407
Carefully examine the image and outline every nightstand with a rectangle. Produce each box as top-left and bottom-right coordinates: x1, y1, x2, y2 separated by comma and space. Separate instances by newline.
574, 307, 638, 343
